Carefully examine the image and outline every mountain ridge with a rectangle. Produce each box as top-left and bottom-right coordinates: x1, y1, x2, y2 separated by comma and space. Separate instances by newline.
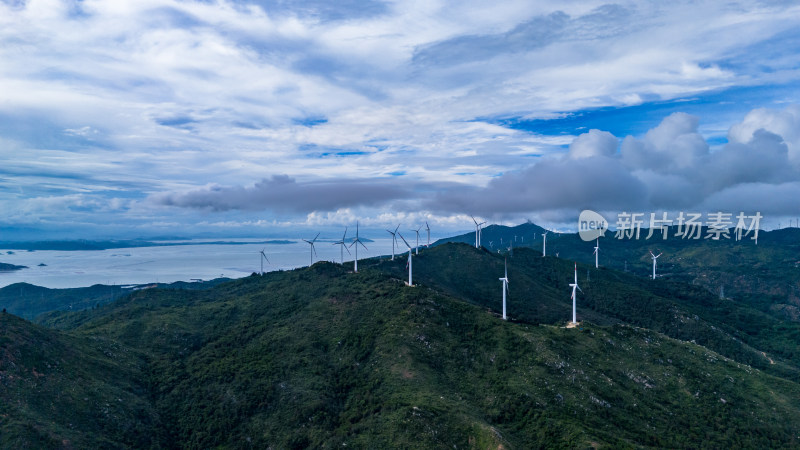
2, 227, 800, 447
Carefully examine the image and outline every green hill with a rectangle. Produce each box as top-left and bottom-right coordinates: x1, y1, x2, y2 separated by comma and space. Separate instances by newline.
3, 242, 798, 447
436, 224, 800, 322
0, 279, 231, 321
0, 311, 160, 448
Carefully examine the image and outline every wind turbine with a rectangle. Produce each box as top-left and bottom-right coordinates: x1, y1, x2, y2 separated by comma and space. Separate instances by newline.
303, 233, 320, 265
593, 238, 599, 268
471, 216, 486, 248
349, 221, 368, 272
425, 221, 431, 247
649, 250, 662, 280
387, 224, 400, 260
569, 263, 582, 325
398, 232, 413, 286
412, 226, 422, 255
499, 259, 509, 320
542, 231, 548, 257
333, 227, 351, 265
259, 248, 269, 275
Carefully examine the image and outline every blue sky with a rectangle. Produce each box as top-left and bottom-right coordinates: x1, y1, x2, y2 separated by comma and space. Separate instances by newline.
1, 0, 799, 239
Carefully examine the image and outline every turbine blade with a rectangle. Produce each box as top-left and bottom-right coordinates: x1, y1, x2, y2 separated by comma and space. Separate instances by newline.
397, 232, 411, 248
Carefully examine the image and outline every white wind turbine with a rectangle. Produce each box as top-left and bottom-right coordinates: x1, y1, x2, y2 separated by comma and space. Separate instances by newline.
569, 263, 582, 325
412, 226, 422, 255
398, 232, 414, 286
259, 248, 269, 275
387, 224, 400, 260
499, 259, 509, 320
471, 216, 485, 248
542, 231, 548, 257
303, 233, 320, 265
649, 250, 662, 280
593, 238, 599, 268
333, 227, 351, 265
349, 221, 368, 272
425, 221, 431, 247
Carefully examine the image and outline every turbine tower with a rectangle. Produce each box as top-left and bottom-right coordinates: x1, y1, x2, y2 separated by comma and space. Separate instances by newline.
398, 232, 413, 286
499, 259, 509, 320
333, 227, 351, 264
649, 250, 662, 280
542, 231, 548, 257
593, 238, 599, 268
412, 226, 422, 255
569, 263, 582, 325
302, 233, 320, 265
349, 221, 368, 272
425, 221, 431, 247
471, 216, 486, 248
387, 224, 400, 260
259, 248, 269, 275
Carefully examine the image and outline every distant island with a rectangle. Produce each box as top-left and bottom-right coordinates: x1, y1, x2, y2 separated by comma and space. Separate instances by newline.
0, 239, 297, 251
0, 262, 27, 272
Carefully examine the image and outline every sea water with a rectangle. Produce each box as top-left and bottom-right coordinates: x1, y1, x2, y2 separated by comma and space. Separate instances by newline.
0, 238, 407, 289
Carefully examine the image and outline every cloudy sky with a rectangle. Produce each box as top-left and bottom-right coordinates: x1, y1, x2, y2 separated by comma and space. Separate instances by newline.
1, 0, 799, 239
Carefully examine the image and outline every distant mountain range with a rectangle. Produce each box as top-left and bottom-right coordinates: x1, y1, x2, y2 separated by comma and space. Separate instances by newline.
0, 239, 297, 251
2, 223, 800, 447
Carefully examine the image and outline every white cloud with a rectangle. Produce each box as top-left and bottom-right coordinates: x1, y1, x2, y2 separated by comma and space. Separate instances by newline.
728, 104, 800, 166
0, 0, 799, 236
568, 129, 618, 159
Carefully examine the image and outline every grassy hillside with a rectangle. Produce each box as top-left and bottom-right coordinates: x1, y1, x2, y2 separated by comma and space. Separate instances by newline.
3, 240, 800, 447
437, 224, 800, 322
19, 250, 799, 448
377, 244, 800, 378
0, 311, 161, 448
0, 278, 230, 321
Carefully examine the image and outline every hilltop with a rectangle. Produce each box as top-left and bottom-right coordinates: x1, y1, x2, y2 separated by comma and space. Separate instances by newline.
437, 224, 800, 320
2, 242, 800, 447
